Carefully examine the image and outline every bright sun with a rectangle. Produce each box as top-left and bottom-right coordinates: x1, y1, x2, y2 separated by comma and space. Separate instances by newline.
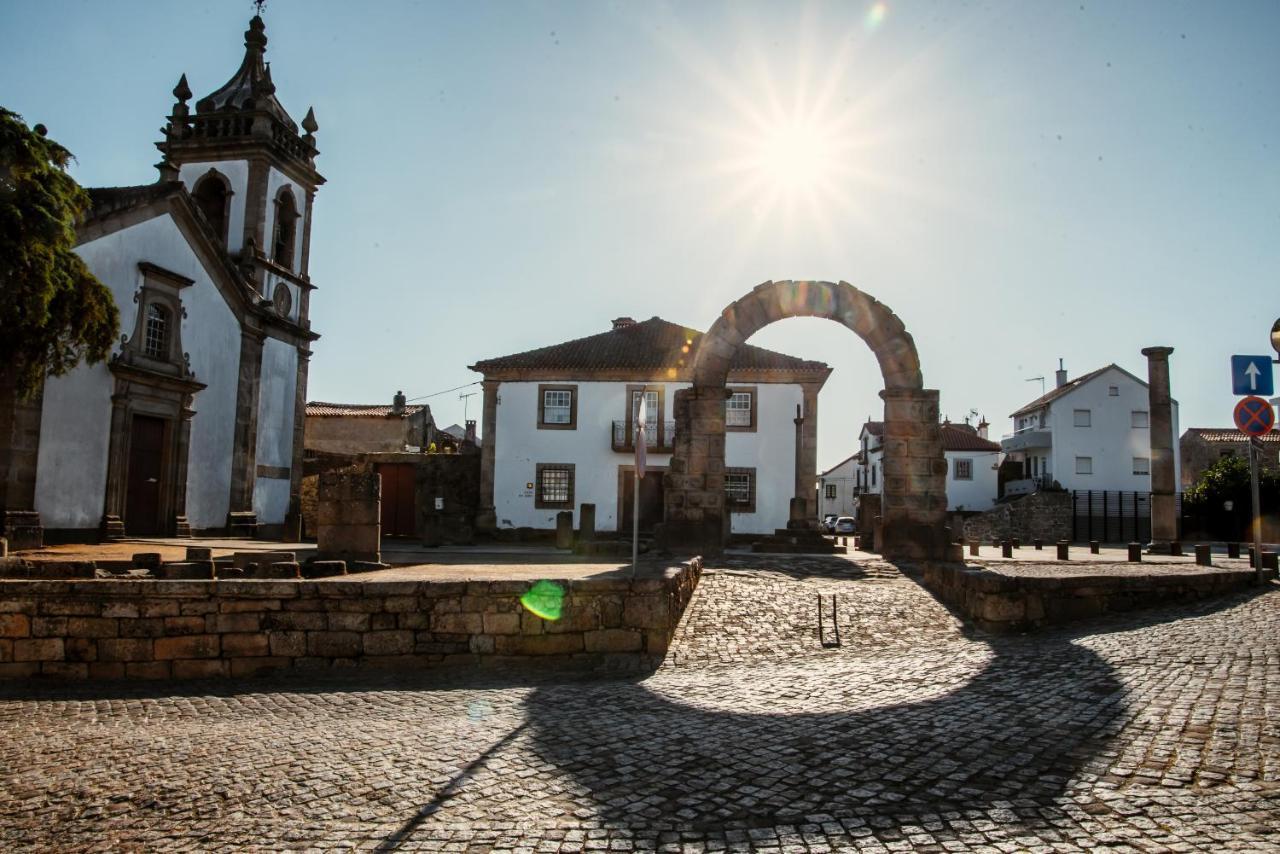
754, 120, 837, 192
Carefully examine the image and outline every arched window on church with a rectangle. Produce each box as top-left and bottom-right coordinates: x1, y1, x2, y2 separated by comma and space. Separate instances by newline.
272, 187, 299, 270
192, 171, 231, 247
144, 303, 169, 360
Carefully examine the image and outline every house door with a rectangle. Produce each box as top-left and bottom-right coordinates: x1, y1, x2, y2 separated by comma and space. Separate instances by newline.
376, 463, 417, 537
620, 468, 665, 534
124, 415, 167, 536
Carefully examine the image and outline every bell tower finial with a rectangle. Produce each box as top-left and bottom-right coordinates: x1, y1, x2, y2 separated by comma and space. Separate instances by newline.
253, 0, 267, 16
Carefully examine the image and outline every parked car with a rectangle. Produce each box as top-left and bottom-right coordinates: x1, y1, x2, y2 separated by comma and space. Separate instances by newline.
834, 516, 856, 534
822, 514, 838, 533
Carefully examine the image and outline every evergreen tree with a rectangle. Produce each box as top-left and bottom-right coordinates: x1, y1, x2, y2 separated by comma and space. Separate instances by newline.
0, 107, 118, 398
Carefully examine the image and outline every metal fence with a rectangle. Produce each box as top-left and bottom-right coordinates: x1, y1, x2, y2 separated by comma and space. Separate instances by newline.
1070, 490, 1184, 543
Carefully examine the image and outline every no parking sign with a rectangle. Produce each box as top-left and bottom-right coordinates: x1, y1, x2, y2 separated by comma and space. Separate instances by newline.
1233, 396, 1275, 437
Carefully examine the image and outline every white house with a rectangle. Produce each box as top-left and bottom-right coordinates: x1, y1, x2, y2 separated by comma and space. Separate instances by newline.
469, 316, 832, 536
818, 451, 862, 520
1000, 361, 1179, 494
7, 15, 323, 542
852, 419, 1001, 512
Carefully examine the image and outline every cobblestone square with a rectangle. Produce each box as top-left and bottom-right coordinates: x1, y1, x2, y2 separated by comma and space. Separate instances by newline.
2, 556, 1278, 851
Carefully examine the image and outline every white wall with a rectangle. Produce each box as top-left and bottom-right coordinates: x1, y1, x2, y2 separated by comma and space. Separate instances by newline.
37, 213, 242, 530
178, 160, 249, 254
491, 380, 802, 535
819, 456, 859, 519
1048, 367, 1181, 492
945, 450, 999, 511
253, 336, 298, 525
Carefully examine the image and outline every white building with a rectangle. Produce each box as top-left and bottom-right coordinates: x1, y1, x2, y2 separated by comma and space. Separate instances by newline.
1000, 362, 1179, 494
818, 451, 862, 520
853, 419, 1001, 512
13, 15, 322, 541
470, 317, 832, 536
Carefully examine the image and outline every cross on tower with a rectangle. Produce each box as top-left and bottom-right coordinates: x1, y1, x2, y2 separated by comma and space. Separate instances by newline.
253, 0, 267, 15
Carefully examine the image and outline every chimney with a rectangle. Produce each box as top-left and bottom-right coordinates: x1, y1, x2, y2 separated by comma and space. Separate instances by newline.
977, 416, 989, 439
465, 419, 477, 444
1055, 359, 1068, 388
611, 317, 636, 330
392, 389, 406, 416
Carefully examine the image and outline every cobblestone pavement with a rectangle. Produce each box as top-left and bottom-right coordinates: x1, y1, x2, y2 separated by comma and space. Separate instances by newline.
2, 555, 1279, 851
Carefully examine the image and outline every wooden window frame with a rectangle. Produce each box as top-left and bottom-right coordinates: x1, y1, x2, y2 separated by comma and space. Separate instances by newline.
534, 463, 575, 509
825, 483, 837, 500
725, 386, 757, 432
624, 384, 666, 446
537, 384, 578, 430
724, 466, 756, 513
953, 458, 973, 481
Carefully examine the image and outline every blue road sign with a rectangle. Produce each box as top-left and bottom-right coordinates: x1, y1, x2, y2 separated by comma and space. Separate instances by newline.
1234, 396, 1275, 437
1231, 355, 1274, 396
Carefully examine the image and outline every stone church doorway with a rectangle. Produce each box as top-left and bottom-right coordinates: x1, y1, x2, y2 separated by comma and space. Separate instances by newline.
124, 415, 167, 536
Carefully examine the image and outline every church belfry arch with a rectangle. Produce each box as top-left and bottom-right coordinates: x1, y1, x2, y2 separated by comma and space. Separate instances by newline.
661, 280, 949, 560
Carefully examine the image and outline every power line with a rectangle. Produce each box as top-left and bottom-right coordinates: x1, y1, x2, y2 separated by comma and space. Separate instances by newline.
405, 381, 481, 403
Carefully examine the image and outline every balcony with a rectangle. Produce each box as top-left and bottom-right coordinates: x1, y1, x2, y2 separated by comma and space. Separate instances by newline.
612, 421, 675, 453
1000, 428, 1052, 453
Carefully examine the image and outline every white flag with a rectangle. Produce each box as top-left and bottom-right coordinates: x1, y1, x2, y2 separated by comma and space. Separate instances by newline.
635, 395, 647, 479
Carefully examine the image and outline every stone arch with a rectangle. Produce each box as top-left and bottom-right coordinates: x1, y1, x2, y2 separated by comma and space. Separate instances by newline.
661, 280, 949, 560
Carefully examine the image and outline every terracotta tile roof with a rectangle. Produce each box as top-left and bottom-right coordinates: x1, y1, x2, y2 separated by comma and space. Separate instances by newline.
1183, 427, 1280, 444
469, 317, 829, 377
861, 421, 885, 437
820, 451, 862, 477
306, 402, 427, 418
1010, 365, 1117, 417
941, 424, 1002, 452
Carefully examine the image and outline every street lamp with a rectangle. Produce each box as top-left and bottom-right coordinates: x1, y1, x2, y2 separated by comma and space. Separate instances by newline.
1271, 317, 1280, 356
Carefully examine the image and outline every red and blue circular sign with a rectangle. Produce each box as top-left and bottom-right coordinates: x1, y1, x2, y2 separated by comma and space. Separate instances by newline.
1234, 395, 1275, 436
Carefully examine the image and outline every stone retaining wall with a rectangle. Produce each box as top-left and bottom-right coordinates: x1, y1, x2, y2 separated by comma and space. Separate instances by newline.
919, 561, 1275, 633
962, 491, 1072, 545
0, 559, 702, 680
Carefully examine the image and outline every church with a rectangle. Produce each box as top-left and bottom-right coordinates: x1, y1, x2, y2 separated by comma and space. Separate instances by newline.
0, 14, 322, 545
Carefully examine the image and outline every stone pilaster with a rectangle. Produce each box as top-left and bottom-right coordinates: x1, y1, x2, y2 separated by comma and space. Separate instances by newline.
0, 366, 45, 549
172, 399, 195, 538
658, 387, 729, 555
878, 388, 949, 561
227, 327, 265, 531
475, 380, 500, 531
799, 382, 821, 522
1142, 346, 1177, 548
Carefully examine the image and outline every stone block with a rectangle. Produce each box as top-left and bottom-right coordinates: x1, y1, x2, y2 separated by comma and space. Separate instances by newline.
584, 629, 643, 653
482, 612, 521, 635
0, 639, 9, 661
307, 631, 362, 658
494, 633, 584, 655
64, 637, 97, 662
230, 657, 290, 677
215, 612, 262, 633
327, 612, 372, 632
0, 613, 30, 638
98, 638, 154, 662
15, 638, 64, 661
40, 661, 88, 679
66, 616, 118, 638
158, 562, 215, 580
398, 612, 430, 629
125, 661, 171, 679
132, 553, 163, 571
161, 616, 208, 636
172, 659, 229, 679
262, 611, 326, 631
139, 600, 180, 618
219, 598, 281, 614
268, 631, 307, 657
100, 601, 141, 619
0, 662, 39, 678
154, 634, 220, 660
363, 630, 414, 656
434, 612, 482, 634
40, 600, 99, 616
622, 595, 670, 630
370, 613, 396, 631
221, 632, 269, 657
89, 662, 125, 679
302, 560, 347, 578
185, 547, 213, 561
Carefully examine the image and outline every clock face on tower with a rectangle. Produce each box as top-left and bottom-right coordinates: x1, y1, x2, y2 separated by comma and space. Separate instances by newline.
272, 282, 292, 318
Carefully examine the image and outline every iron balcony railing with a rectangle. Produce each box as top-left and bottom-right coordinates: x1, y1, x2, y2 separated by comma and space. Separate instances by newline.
611, 421, 676, 453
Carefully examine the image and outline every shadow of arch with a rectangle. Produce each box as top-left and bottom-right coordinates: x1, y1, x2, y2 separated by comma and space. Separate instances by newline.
521, 630, 1123, 830
662, 280, 949, 561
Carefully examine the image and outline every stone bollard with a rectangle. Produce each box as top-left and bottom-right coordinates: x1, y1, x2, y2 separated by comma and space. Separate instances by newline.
1227, 542, 1241, 559
1195, 544, 1212, 567
1127, 542, 1142, 562
158, 561, 214, 580
1249, 547, 1256, 568
853, 535, 861, 550
0, 537, 6, 558
186, 546, 213, 561
842, 536, 848, 547
132, 552, 163, 573
302, 560, 347, 578
1011, 538, 1021, 549
1089, 540, 1100, 555
1001, 540, 1013, 559
1264, 551, 1279, 571
1170, 540, 1182, 556
555, 511, 574, 549
1057, 541, 1069, 561
578, 503, 596, 544
1033, 539, 1043, 550
969, 540, 979, 557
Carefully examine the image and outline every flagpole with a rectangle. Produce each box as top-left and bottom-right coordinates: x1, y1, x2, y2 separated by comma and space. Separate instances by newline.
633, 397, 646, 570
632, 458, 640, 570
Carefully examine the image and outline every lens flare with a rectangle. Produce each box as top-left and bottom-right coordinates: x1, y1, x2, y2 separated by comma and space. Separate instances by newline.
865, 2, 888, 30
520, 579, 565, 621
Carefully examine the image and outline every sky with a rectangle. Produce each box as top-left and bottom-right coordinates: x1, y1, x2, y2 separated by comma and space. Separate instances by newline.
3, 0, 1278, 470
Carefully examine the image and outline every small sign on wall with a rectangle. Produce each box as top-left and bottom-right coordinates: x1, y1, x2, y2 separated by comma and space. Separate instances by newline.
434, 497, 444, 510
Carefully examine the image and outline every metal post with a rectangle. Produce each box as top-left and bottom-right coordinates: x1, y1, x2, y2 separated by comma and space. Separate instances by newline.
632, 466, 640, 570
1250, 441, 1263, 584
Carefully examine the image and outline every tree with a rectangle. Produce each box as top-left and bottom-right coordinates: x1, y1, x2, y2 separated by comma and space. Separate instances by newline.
1183, 453, 1280, 540
0, 107, 118, 399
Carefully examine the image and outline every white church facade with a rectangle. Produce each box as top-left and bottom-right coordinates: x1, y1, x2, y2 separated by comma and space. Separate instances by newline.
6, 15, 323, 543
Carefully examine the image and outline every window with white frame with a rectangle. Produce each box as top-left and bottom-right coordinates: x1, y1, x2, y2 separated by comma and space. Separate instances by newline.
724, 468, 755, 512
726, 390, 754, 429
1131, 410, 1149, 428
953, 458, 973, 480
1075, 456, 1093, 475
825, 483, 837, 500
538, 386, 576, 429
1108, 385, 1119, 396
535, 464, 574, 508
1132, 457, 1150, 475
1073, 409, 1091, 427
630, 388, 660, 444
143, 303, 169, 359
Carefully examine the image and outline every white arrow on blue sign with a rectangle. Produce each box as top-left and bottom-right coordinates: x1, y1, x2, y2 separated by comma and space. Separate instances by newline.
1231, 355, 1274, 396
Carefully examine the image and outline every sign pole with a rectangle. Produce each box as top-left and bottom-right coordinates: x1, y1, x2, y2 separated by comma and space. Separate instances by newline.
1250, 440, 1263, 583
632, 463, 640, 570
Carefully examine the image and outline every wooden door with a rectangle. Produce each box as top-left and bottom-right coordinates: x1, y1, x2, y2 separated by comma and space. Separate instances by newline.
376, 463, 417, 537
125, 415, 166, 536
620, 469, 665, 534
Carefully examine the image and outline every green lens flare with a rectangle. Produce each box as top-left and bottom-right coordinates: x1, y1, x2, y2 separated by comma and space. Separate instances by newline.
520, 580, 564, 621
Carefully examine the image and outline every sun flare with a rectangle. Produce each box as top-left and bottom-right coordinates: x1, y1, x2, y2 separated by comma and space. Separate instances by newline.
754, 119, 837, 192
